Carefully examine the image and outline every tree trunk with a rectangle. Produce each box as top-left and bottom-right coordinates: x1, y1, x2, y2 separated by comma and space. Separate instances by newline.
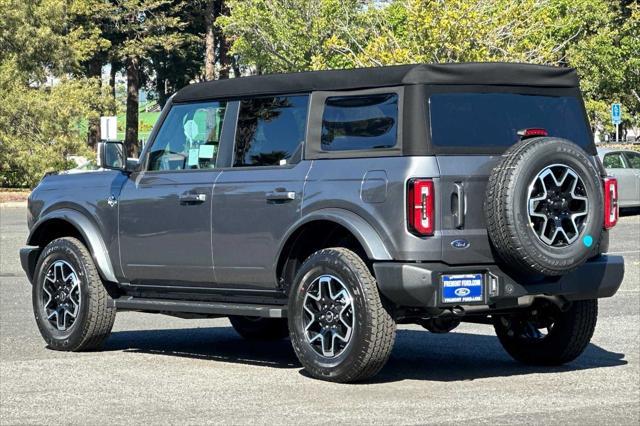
218, 40, 229, 79
231, 55, 241, 78
125, 56, 140, 157
109, 63, 117, 106
87, 58, 102, 150
204, 0, 216, 81
217, 0, 230, 79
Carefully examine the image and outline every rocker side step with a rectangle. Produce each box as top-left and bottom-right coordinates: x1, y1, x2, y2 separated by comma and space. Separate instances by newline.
112, 297, 287, 318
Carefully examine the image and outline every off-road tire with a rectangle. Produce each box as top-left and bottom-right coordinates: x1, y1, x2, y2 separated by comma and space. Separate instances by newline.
493, 299, 598, 365
485, 137, 604, 276
229, 316, 289, 340
288, 248, 396, 383
32, 237, 116, 351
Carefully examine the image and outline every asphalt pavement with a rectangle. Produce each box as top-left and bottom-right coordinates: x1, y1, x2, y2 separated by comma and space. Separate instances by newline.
1, 205, 639, 425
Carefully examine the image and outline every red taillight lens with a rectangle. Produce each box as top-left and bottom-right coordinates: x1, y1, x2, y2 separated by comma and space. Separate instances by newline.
517, 128, 548, 139
603, 177, 618, 229
407, 178, 434, 236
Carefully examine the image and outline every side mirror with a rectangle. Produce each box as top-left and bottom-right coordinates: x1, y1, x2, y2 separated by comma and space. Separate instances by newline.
98, 141, 126, 170
98, 141, 140, 172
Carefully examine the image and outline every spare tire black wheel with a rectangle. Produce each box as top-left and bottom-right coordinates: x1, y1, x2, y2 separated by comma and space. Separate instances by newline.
485, 137, 604, 276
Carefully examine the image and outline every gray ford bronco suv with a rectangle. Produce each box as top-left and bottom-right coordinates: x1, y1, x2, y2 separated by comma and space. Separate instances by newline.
21, 63, 624, 383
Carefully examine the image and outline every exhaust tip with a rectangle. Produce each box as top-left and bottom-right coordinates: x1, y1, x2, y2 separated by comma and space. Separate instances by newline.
452, 305, 465, 316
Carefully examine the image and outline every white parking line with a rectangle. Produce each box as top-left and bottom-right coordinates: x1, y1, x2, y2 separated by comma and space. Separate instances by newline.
605, 251, 640, 255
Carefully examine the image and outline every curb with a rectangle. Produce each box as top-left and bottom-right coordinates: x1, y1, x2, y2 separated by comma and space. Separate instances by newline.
0, 201, 27, 208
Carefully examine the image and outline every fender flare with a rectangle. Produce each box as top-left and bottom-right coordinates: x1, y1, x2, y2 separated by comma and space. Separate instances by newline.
276, 208, 392, 264
27, 209, 118, 283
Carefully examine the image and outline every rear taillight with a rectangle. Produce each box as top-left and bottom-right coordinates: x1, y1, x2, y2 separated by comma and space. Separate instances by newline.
407, 178, 434, 236
603, 177, 618, 229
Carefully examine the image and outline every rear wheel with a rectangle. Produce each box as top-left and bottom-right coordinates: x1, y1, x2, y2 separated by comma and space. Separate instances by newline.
229, 316, 289, 340
493, 299, 597, 365
32, 237, 116, 351
288, 248, 396, 383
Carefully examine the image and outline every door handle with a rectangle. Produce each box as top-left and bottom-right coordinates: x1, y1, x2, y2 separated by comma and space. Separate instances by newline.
452, 183, 465, 229
179, 193, 207, 204
265, 190, 296, 202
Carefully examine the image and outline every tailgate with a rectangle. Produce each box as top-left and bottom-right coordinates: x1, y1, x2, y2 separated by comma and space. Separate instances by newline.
436, 155, 499, 265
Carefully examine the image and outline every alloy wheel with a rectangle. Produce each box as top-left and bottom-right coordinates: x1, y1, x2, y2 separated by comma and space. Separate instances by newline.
42, 260, 81, 331
527, 164, 589, 247
302, 274, 354, 358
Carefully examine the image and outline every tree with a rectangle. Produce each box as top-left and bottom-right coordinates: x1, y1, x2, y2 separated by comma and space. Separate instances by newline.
219, 0, 363, 74
202, 0, 235, 80
221, 0, 637, 138
0, 0, 111, 187
205, 0, 217, 80
109, 0, 189, 156
71, 0, 115, 148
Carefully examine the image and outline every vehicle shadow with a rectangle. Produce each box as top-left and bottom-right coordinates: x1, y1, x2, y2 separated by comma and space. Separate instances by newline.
103, 326, 627, 383
105, 326, 300, 369
369, 329, 627, 384
620, 207, 639, 216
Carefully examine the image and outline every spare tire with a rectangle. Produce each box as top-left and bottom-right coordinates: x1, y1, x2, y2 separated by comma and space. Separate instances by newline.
485, 137, 603, 276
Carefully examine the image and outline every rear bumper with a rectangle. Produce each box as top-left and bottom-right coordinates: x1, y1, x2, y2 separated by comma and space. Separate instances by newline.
20, 246, 41, 285
373, 255, 624, 309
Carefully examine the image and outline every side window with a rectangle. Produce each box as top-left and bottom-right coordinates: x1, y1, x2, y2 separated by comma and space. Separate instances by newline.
148, 101, 226, 171
624, 152, 640, 169
603, 153, 625, 169
321, 93, 398, 151
234, 95, 309, 167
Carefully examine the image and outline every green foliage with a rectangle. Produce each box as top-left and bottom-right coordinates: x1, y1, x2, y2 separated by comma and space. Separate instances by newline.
222, 0, 639, 136
110, 0, 193, 60
1, 0, 639, 188
0, 72, 106, 187
219, 0, 363, 73
0, 0, 112, 188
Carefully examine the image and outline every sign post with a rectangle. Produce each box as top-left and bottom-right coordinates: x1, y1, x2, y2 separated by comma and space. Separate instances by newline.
100, 116, 118, 141
611, 103, 622, 143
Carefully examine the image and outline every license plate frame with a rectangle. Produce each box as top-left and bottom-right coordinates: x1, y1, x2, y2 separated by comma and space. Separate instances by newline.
440, 273, 485, 305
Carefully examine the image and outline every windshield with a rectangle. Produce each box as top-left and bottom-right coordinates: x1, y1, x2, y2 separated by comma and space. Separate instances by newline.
429, 92, 592, 153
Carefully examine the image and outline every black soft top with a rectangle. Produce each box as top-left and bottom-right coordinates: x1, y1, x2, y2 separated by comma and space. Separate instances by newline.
173, 62, 579, 103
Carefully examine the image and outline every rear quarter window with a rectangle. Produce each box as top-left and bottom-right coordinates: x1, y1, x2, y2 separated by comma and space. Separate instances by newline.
429, 93, 593, 153
321, 93, 398, 151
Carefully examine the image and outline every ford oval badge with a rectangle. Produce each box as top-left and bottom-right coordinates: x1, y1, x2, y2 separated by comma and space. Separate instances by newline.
454, 287, 471, 297
451, 239, 470, 249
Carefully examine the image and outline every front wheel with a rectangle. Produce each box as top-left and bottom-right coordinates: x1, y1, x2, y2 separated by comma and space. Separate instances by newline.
32, 237, 116, 351
493, 299, 597, 365
288, 248, 396, 383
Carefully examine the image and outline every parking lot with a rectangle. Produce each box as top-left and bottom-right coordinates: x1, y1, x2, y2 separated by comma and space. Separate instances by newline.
1, 205, 638, 425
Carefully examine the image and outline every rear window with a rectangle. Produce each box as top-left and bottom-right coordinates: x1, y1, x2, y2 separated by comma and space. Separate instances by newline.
429, 93, 592, 152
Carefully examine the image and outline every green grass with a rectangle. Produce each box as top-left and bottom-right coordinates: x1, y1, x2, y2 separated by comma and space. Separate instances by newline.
116, 111, 161, 142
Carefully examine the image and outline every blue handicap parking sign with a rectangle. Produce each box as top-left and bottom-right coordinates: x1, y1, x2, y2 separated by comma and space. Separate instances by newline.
611, 103, 622, 124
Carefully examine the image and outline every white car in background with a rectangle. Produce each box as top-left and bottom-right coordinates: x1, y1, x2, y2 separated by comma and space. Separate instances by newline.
598, 148, 640, 209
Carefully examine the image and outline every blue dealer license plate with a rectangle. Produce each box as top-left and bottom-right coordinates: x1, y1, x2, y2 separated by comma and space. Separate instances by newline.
441, 274, 484, 304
